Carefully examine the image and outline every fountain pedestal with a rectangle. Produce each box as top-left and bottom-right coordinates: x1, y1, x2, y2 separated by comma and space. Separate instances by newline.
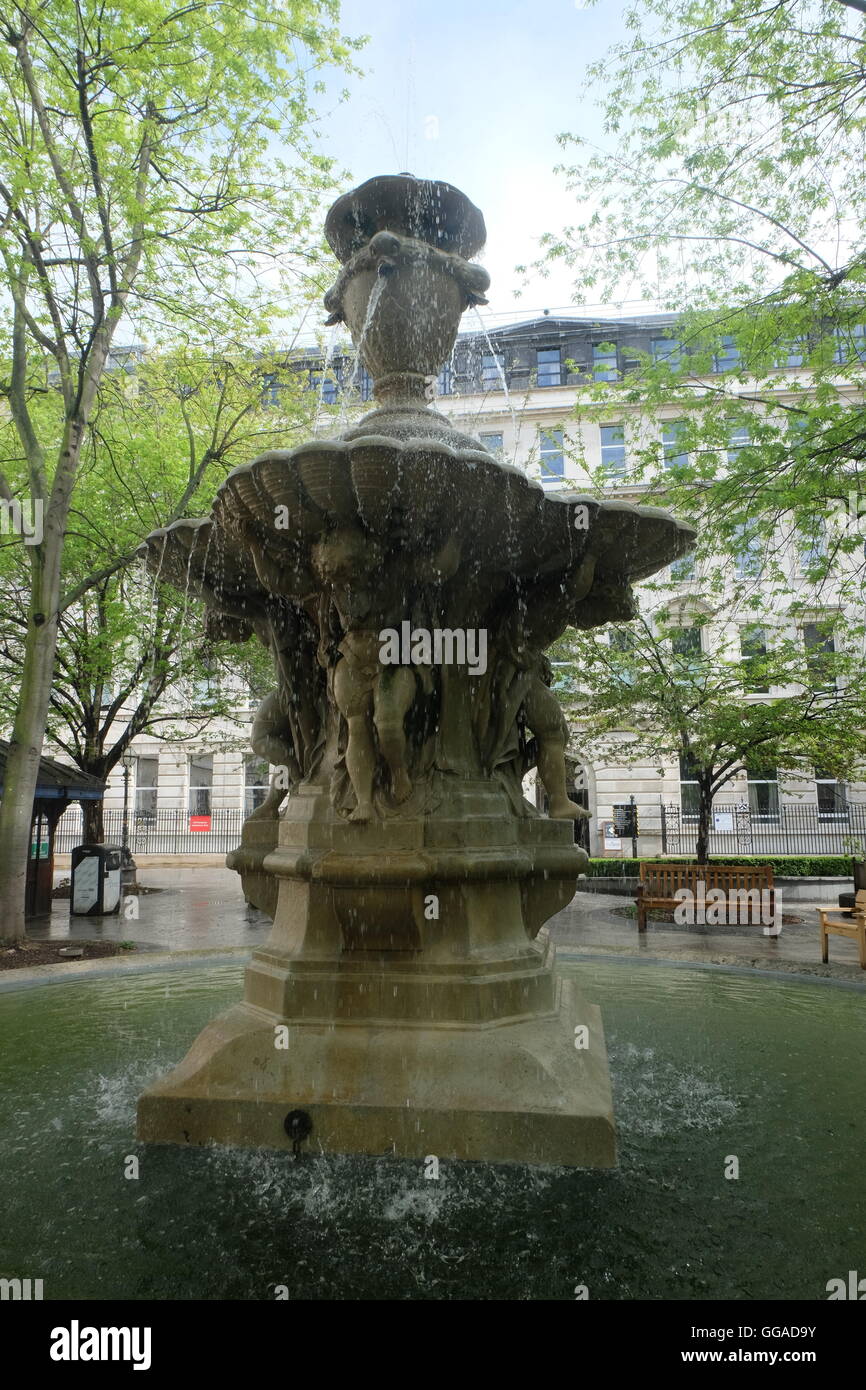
138, 779, 615, 1165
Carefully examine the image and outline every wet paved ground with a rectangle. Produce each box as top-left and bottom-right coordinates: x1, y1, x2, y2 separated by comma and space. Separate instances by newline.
549, 889, 866, 981
34, 868, 272, 951
29, 868, 865, 981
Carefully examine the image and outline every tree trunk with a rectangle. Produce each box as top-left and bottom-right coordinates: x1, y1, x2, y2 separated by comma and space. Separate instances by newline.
0, 418, 87, 941
82, 799, 104, 844
0, 613, 60, 941
695, 781, 713, 865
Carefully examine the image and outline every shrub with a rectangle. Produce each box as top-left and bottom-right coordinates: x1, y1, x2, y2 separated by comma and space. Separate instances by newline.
584, 855, 852, 878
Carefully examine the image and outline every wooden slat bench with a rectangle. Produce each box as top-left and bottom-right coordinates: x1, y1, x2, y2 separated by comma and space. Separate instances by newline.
817, 889, 866, 969
635, 862, 777, 933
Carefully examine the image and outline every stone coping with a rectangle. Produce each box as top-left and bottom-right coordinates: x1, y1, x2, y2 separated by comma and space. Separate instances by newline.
1, 938, 862, 994
557, 948, 866, 990
0, 946, 250, 993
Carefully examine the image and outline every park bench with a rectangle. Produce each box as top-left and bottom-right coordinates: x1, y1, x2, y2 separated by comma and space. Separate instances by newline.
635, 862, 777, 934
817, 889, 866, 969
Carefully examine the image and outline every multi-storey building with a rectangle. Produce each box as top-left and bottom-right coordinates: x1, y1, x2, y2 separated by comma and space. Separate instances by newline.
60, 311, 866, 860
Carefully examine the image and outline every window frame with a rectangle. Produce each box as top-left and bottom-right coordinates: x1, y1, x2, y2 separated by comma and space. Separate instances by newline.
746, 766, 780, 821
662, 419, 689, 470
599, 423, 627, 478
187, 754, 214, 817
592, 341, 619, 382
536, 346, 562, 387
538, 428, 565, 479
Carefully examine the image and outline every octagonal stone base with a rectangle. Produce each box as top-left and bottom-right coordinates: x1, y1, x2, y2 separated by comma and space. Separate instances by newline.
137, 975, 615, 1167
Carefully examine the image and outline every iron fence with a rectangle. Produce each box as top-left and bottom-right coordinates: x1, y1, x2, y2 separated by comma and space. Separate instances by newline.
53, 799, 866, 859
661, 800, 866, 857
54, 807, 246, 855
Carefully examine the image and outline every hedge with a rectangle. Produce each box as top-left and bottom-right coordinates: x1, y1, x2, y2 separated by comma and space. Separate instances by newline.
584, 855, 854, 879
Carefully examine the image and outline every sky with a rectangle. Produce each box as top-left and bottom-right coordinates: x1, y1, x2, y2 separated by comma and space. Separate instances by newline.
307, 0, 634, 334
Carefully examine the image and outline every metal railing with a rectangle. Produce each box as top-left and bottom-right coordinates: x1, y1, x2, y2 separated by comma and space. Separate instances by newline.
54, 807, 246, 855
661, 800, 866, 857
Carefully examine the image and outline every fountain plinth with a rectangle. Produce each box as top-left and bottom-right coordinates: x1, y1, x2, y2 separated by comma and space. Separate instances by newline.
136, 175, 695, 1166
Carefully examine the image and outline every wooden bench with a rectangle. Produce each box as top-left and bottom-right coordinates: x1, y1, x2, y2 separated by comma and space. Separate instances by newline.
817, 889, 866, 969
635, 862, 777, 933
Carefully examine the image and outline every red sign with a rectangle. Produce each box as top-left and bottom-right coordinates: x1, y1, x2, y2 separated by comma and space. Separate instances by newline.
189, 815, 212, 832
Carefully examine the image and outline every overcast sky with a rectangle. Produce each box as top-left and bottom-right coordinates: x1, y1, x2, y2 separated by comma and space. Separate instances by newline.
310, 0, 633, 331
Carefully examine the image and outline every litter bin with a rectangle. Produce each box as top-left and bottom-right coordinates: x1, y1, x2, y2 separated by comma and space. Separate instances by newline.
71, 844, 123, 915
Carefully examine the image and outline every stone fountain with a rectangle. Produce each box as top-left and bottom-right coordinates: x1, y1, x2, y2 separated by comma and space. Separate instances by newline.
137, 175, 695, 1166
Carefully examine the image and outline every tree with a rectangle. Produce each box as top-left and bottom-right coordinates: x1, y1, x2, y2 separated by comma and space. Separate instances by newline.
0, 0, 360, 939
557, 594, 866, 861
536, 0, 866, 564
531, 0, 866, 856
0, 343, 331, 841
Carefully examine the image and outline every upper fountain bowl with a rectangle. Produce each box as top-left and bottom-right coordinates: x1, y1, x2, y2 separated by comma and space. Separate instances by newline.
323, 176, 491, 409
325, 174, 486, 262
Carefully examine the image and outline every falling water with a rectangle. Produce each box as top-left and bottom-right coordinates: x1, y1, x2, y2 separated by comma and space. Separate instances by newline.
472, 306, 519, 439
340, 274, 387, 421
312, 324, 339, 437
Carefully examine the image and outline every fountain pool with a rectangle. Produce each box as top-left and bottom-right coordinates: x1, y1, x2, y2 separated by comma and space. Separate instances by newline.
2, 956, 863, 1300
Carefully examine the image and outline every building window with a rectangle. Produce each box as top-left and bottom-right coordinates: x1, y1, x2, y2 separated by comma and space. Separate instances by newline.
536, 347, 562, 387
188, 754, 213, 816
815, 769, 848, 819
651, 337, 682, 367
671, 552, 696, 581
592, 342, 618, 381
479, 432, 503, 457
134, 756, 158, 817
679, 754, 701, 818
600, 424, 626, 477
803, 621, 837, 691
671, 625, 702, 660
733, 523, 763, 577
747, 766, 779, 819
192, 661, 219, 707
358, 366, 373, 401
727, 424, 750, 464
798, 520, 827, 573
833, 323, 866, 364
244, 756, 271, 815
609, 627, 637, 684
310, 370, 338, 404
740, 625, 769, 693
539, 429, 565, 478
714, 335, 741, 373
481, 351, 505, 389
662, 420, 689, 469
778, 338, 805, 368
437, 363, 453, 396
261, 373, 280, 407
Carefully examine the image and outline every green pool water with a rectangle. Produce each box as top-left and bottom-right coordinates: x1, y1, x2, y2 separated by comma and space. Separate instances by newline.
0, 958, 863, 1301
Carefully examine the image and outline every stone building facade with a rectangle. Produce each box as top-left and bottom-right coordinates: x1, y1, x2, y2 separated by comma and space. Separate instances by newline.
67, 311, 866, 859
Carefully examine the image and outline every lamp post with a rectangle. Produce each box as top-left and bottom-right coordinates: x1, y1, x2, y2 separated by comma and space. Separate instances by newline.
120, 749, 137, 889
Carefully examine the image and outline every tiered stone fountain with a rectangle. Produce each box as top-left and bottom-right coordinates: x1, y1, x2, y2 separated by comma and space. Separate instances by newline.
137, 175, 695, 1165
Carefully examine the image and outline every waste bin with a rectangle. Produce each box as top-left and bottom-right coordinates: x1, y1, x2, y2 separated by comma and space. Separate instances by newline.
70, 844, 123, 915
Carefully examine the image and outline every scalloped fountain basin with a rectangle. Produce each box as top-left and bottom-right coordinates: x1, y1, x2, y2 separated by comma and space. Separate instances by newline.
143, 437, 694, 611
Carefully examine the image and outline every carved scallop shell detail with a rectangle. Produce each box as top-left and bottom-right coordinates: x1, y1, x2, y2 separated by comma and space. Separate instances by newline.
140, 438, 696, 613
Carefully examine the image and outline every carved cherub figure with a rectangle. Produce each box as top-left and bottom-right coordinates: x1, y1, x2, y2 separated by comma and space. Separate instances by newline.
488, 555, 599, 820
312, 528, 417, 821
